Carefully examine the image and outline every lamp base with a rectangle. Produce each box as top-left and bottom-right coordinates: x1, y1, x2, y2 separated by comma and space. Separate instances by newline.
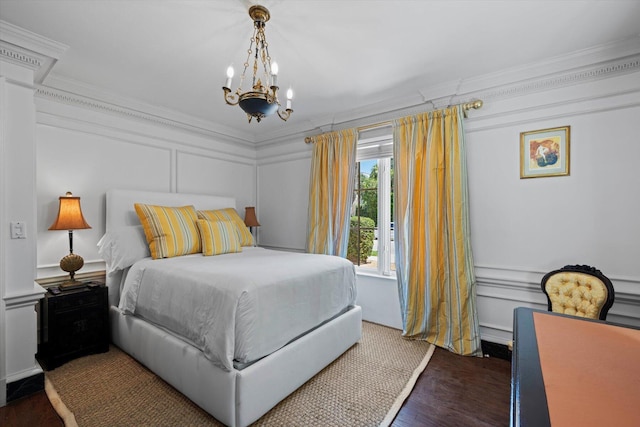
59, 279, 87, 291
60, 253, 84, 274
59, 252, 84, 288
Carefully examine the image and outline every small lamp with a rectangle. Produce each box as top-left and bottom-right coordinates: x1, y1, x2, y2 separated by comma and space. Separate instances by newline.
49, 192, 91, 289
244, 207, 260, 245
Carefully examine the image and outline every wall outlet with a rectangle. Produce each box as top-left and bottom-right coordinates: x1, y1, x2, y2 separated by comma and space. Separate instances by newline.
10, 221, 26, 239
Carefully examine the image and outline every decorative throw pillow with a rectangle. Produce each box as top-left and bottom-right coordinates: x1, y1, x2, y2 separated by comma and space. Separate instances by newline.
197, 208, 254, 246
196, 219, 242, 256
134, 204, 201, 259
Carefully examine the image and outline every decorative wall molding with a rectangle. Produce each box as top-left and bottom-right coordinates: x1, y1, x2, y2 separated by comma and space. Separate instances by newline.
257, 149, 311, 166
176, 147, 255, 168
464, 88, 640, 136
0, 20, 67, 60
3, 283, 46, 310
0, 20, 68, 84
37, 260, 105, 280
36, 103, 255, 164
476, 264, 640, 342
26, 36, 640, 147
479, 322, 515, 334
459, 54, 640, 106
0, 43, 42, 70
35, 85, 255, 148
475, 265, 640, 307
270, 46, 640, 144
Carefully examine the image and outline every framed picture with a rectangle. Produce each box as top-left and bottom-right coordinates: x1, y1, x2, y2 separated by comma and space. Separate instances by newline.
520, 126, 570, 179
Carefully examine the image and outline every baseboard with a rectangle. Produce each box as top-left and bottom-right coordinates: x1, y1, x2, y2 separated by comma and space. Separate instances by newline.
6, 372, 44, 403
481, 340, 512, 361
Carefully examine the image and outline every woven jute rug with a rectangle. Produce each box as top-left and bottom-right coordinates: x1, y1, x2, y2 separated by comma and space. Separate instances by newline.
46, 321, 434, 427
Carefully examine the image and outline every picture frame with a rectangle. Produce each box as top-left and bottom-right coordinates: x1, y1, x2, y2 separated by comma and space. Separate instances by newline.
520, 126, 570, 179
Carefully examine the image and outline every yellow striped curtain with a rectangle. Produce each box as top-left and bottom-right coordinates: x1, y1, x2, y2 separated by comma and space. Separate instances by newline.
393, 106, 482, 356
307, 129, 358, 257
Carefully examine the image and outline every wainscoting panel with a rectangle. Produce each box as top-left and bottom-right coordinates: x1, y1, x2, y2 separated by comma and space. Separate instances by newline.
476, 265, 640, 344
257, 155, 311, 250
176, 150, 256, 211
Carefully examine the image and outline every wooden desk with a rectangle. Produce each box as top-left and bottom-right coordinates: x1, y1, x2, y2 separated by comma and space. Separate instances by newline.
511, 307, 640, 427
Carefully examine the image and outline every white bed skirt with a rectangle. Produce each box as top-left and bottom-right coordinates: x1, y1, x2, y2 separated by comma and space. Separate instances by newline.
110, 304, 362, 427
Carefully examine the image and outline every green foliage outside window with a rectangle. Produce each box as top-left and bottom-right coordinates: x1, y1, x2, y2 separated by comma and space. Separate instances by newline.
347, 216, 375, 264
358, 164, 378, 224
357, 162, 394, 227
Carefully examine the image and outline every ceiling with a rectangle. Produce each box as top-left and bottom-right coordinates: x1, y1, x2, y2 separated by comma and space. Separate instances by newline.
2, 0, 640, 144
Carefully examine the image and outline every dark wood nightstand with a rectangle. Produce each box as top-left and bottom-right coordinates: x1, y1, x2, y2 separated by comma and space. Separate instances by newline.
37, 278, 109, 370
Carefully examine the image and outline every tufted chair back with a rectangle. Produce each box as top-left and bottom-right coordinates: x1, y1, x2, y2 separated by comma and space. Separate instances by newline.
541, 264, 615, 320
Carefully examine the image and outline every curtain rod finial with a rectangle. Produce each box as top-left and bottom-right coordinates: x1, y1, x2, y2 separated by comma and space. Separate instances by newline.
462, 100, 483, 111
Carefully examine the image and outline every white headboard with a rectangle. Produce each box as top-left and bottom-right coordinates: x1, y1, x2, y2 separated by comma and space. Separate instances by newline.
104, 189, 237, 306
106, 189, 237, 230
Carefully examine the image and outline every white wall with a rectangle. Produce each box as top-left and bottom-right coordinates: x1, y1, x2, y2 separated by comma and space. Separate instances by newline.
257, 47, 640, 342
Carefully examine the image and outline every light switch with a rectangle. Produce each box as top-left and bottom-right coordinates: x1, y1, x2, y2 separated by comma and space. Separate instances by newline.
10, 221, 26, 239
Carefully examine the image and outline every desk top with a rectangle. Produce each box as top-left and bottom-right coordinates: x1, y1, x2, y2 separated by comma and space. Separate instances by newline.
511, 308, 640, 427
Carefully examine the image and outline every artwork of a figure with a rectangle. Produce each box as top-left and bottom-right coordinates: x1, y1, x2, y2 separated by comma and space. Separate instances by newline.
529, 138, 560, 168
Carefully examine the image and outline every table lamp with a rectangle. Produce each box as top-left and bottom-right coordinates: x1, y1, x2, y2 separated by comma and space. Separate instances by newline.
244, 206, 260, 245
49, 192, 91, 289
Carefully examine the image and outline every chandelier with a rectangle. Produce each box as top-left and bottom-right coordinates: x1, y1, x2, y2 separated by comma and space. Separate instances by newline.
223, 5, 293, 123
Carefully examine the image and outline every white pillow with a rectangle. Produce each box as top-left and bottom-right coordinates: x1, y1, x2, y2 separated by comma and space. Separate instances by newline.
97, 225, 150, 274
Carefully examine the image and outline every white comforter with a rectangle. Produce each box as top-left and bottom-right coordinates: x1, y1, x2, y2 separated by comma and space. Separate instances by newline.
119, 247, 357, 371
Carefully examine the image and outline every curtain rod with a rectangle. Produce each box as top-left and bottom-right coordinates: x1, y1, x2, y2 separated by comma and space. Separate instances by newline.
304, 99, 483, 143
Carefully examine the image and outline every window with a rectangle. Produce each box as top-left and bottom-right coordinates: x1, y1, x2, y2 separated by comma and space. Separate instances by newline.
348, 132, 395, 276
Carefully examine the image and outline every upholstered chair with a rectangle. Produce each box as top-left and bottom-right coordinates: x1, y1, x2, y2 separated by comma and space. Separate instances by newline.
541, 264, 615, 320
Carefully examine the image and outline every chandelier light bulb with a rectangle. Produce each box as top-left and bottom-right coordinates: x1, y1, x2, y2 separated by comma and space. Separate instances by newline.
286, 88, 293, 110
271, 61, 278, 87
225, 66, 234, 88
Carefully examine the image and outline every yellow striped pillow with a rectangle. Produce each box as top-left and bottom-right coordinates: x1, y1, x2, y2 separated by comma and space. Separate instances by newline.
196, 219, 242, 256
134, 204, 201, 259
196, 208, 254, 246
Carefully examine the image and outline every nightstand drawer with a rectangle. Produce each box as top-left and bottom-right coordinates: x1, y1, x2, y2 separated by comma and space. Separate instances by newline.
49, 291, 102, 310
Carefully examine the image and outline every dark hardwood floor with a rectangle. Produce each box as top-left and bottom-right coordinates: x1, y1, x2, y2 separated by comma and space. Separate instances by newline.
392, 347, 512, 427
0, 347, 511, 426
0, 388, 63, 427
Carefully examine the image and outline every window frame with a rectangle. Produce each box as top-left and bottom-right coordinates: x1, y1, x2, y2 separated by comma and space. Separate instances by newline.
351, 133, 395, 277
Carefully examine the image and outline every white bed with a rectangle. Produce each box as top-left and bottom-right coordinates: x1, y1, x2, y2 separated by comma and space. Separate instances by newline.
100, 189, 362, 427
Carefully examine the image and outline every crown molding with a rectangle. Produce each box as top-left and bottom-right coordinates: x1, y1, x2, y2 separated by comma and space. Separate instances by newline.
30, 35, 640, 147
0, 20, 68, 83
0, 42, 42, 70
35, 84, 258, 148
0, 20, 68, 59
460, 53, 640, 105
293, 36, 640, 141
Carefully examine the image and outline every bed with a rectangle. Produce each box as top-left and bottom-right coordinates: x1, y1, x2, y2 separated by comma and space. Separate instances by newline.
99, 189, 362, 427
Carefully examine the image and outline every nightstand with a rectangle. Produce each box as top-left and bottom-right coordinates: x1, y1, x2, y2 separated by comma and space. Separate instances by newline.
37, 280, 109, 370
